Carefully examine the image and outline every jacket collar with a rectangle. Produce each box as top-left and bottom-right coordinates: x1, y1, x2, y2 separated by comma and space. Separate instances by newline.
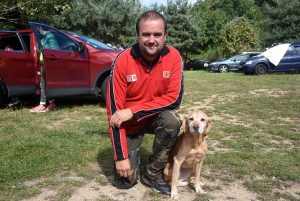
130, 43, 170, 61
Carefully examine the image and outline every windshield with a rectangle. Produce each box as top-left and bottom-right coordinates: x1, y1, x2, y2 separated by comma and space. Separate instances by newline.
65, 31, 114, 50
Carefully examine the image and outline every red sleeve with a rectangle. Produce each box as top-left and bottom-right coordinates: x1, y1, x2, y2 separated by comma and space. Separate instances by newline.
106, 53, 129, 161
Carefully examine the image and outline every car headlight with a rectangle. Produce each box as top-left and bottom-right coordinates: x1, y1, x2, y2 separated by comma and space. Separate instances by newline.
246, 61, 252, 64
210, 62, 216, 65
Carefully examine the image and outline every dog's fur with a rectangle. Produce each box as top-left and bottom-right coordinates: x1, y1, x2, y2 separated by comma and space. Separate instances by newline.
164, 110, 212, 200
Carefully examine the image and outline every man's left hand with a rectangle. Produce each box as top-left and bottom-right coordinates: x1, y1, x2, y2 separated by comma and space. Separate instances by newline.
110, 108, 133, 128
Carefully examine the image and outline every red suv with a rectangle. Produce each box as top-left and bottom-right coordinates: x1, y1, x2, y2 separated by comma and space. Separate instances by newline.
0, 22, 120, 107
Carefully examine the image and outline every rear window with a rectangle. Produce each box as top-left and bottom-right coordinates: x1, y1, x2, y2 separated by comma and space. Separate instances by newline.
0, 32, 25, 52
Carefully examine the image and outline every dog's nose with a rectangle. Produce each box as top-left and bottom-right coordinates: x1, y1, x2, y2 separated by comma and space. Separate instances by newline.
193, 124, 199, 130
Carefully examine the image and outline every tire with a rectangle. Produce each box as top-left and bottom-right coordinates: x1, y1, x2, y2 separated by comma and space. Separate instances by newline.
101, 76, 109, 103
254, 64, 267, 75
219, 65, 229, 73
0, 82, 7, 108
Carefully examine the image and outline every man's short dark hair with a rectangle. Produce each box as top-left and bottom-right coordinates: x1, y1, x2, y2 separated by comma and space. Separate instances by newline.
136, 11, 167, 35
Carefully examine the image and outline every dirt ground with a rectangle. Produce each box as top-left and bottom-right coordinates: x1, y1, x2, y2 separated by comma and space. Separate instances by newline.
20, 162, 300, 201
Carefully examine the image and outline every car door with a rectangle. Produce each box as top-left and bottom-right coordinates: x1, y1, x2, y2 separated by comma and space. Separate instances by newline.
276, 47, 292, 72
0, 31, 36, 96
230, 55, 248, 70
291, 46, 300, 71
28, 22, 90, 98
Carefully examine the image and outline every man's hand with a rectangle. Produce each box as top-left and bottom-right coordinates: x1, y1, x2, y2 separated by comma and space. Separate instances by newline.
115, 158, 131, 178
110, 108, 133, 128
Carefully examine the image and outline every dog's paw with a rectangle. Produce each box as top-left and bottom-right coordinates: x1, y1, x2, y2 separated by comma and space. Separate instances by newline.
195, 186, 207, 194
171, 193, 179, 200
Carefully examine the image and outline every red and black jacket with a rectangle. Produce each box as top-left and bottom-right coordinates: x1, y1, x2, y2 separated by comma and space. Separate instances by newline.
106, 43, 184, 160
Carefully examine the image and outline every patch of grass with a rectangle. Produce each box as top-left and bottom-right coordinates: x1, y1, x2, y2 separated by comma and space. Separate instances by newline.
1, 71, 300, 200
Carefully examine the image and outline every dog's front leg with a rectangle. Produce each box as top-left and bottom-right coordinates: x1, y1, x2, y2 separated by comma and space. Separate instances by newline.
194, 158, 206, 194
170, 156, 183, 200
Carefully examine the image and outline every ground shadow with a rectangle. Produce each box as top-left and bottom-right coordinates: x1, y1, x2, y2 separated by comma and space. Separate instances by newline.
4, 94, 104, 110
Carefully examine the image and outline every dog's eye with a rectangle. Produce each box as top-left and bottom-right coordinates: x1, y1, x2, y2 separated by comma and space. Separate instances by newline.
189, 117, 194, 121
201, 118, 205, 122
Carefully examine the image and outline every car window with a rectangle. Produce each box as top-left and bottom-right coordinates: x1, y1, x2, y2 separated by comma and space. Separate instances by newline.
236, 55, 248, 61
54, 32, 78, 52
66, 31, 114, 50
29, 22, 79, 52
0, 32, 25, 52
293, 46, 300, 56
284, 46, 292, 57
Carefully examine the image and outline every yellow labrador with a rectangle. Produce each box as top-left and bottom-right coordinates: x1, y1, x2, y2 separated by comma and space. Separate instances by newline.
164, 110, 212, 200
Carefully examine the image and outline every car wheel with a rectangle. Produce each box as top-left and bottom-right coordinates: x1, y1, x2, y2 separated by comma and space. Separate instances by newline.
101, 76, 109, 103
254, 64, 267, 75
219, 65, 229, 73
0, 89, 7, 108
189, 68, 193, 71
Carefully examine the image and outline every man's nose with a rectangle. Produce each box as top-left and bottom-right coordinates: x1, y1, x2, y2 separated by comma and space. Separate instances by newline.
148, 35, 155, 43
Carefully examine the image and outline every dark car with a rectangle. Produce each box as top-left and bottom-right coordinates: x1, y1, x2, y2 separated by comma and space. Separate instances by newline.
185, 59, 210, 71
0, 22, 120, 107
208, 52, 262, 73
241, 43, 300, 75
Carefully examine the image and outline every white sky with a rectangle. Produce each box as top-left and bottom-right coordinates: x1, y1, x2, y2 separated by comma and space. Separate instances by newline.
141, 0, 197, 7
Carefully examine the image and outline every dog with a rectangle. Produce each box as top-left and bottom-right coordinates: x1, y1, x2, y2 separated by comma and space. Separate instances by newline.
164, 110, 212, 200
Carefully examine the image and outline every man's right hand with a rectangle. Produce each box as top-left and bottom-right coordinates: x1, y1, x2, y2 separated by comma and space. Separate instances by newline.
115, 158, 131, 178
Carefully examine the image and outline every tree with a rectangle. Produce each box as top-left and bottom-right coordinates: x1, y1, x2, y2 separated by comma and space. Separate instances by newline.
0, 0, 71, 29
192, 0, 263, 54
219, 17, 259, 57
163, 0, 202, 65
261, 0, 300, 47
52, 0, 143, 45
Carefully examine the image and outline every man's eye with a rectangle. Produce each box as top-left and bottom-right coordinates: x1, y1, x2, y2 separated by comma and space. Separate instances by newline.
142, 33, 151, 37
154, 33, 162, 37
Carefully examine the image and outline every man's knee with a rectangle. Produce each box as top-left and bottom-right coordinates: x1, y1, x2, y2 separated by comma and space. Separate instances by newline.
156, 110, 181, 132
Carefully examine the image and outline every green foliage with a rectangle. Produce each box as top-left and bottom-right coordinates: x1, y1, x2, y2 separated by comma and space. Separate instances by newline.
51, 0, 143, 45
163, 0, 202, 64
0, 0, 72, 29
219, 17, 259, 56
261, 0, 300, 47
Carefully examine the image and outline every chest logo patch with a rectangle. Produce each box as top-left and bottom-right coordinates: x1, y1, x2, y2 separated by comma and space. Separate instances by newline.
126, 74, 137, 82
163, 71, 171, 78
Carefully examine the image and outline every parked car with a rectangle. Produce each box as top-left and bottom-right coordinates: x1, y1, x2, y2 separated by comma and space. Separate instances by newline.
185, 59, 210, 71
0, 22, 120, 107
208, 52, 262, 73
240, 43, 300, 75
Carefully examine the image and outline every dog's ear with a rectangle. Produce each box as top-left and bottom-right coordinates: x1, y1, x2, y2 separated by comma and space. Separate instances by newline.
203, 118, 212, 136
182, 116, 189, 133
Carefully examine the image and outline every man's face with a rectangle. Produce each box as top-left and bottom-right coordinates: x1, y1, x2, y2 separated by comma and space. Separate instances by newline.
38, 27, 45, 35
137, 18, 167, 61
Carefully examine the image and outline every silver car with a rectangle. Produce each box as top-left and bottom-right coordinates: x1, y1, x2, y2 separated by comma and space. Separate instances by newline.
209, 52, 262, 73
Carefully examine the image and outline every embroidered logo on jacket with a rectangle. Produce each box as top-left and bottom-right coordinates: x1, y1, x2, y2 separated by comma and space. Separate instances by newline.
126, 74, 137, 82
163, 71, 171, 78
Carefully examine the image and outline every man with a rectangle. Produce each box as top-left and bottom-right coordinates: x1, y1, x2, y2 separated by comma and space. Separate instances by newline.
106, 11, 184, 194
29, 26, 59, 113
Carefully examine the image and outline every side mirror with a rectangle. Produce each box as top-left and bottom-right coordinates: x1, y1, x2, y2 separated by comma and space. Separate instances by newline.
78, 42, 86, 52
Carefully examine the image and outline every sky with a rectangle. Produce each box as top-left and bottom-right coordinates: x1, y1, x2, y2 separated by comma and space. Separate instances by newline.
141, 0, 197, 7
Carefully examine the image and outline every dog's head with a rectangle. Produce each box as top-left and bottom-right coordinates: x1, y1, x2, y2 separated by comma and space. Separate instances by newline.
183, 110, 212, 136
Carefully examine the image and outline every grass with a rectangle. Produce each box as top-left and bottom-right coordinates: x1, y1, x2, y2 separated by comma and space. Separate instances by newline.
0, 71, 299, 200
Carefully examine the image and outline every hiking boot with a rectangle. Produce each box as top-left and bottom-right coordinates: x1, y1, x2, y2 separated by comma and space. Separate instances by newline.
29, 105, 46, 113
140, 173, 171, 195
46, 103, 56, 111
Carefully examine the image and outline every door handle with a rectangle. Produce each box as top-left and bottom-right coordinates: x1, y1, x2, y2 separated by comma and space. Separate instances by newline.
47, 55, 58, 61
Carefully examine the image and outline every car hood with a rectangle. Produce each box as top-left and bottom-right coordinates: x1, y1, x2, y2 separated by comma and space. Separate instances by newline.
259, 43, 290, 66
